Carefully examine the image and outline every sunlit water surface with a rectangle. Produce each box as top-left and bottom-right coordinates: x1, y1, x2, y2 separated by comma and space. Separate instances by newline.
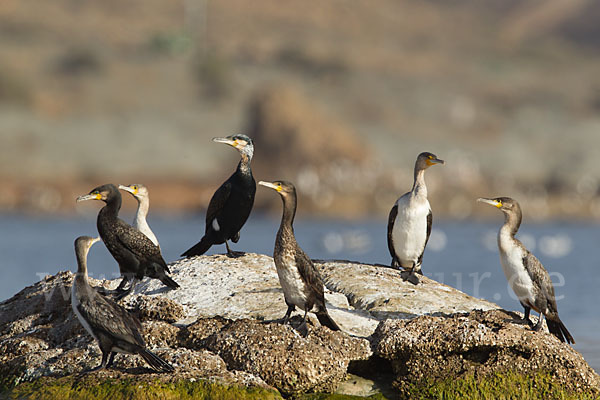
0, 213, 598, 373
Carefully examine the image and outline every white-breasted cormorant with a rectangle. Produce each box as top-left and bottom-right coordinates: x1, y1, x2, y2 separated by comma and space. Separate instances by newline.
259, 180, 340, 333
182, 134, 256, 258
387, 152, 444, 284
118, 184, 160, 248
77, 184, 178, 298
71, 236, 174, 373
478, 196, 574, 344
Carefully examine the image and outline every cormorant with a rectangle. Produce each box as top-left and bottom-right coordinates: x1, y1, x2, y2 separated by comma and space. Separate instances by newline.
478, 196, 575, 344
182, 134, 256, 258
71, 235, 174, 373
118, 184, 160, 248
259, 180, 340, 333
387, 152, 444, 284
77, 184, 178, 298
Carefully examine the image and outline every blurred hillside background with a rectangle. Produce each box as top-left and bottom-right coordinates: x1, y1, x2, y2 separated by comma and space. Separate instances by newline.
1, 0, 600, 219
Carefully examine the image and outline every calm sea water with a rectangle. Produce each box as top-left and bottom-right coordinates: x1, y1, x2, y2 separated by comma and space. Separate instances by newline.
0, 213, 598, 373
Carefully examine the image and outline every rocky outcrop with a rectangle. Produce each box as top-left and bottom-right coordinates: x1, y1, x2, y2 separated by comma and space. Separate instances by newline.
1, 254, 598, 397
374, 309, 600, 395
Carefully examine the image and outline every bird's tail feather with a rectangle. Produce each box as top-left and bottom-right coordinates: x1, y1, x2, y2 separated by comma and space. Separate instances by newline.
139, 348, 174, 373
181, 236, 212, 257
316, 311, 341, 331
547, 318, 575, 344
159, 273, 180, 289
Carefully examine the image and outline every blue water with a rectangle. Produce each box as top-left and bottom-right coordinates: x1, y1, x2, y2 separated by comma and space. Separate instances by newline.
0, 212, 598, 373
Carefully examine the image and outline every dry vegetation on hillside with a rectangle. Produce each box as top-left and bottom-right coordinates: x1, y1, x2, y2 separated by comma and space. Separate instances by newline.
1, 0, 600, 218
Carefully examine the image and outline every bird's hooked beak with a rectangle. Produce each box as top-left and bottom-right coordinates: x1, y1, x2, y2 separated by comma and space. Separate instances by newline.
76, 193, 102, 202
213, 136, 241, 149
118, 184, 137, 195
258, 181, 282, 193
477, 197, 502, 208
426, 157, 444, 167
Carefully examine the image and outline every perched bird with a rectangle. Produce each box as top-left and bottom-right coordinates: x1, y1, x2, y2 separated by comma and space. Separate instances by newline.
71, 236, 174, 373
478, 196, 574, 344
118, 184, 160, 248
77, 184, 178, 298
387, 152, 444, 284
182, 134, 256, 258
259, 180, 340, 333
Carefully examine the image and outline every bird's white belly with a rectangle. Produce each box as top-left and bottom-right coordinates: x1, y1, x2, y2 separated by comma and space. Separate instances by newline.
71, 283, 98, 342
499, 240, 535, 304
392, 197, 429, 267
275, 252, 308, 311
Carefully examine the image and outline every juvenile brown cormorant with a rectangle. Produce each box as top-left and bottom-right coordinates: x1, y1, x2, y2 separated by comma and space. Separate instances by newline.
259, 180, 340, 333
478, 196, 574, 344
182, 134, 256, 258
71, 236, 174, 373
77, 184, 178, 298
118, 184, 160, 248
387, 152, 444, 284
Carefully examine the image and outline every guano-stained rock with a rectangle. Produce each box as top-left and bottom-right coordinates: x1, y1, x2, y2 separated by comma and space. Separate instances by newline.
1, 254, 598, 397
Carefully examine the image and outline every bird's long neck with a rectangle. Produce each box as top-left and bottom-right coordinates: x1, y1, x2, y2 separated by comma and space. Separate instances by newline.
102, 194, 122, 218
75, 247, 90, 286
499, 209, 522, 243
237, 152, 253, 176
412, 166, 427, 197
277, 194, 297, 243
134, 196, 150, 229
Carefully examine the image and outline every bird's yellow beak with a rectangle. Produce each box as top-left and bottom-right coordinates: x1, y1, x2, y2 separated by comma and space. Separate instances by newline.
426, 158, 444, 166
258, 181, 282, 192
76, 193, 101, 202
213, 137, 238, 148
118, 184, 138, 195
477, 198, 502, 208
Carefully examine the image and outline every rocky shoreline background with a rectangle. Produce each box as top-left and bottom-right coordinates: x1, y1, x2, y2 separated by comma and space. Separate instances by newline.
1, 254, 598, 399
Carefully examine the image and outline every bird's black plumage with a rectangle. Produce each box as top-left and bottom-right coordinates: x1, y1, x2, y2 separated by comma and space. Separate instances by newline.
259, 180, 340, 333
182, 134, 256, 258
77, 184, 178, 298
71, 236, 174, 373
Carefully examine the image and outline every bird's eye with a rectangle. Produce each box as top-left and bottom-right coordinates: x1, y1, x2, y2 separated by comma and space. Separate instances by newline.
133, 186, 138, 190
428, 155, 434, 160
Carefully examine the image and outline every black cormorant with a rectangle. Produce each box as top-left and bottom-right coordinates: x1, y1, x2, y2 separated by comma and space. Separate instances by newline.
478, 196, 574, 344
387, 152, 444, 284
77, 184, 178, 298
118, 184, 160, 248
259, 180, 340, 333
71, 235, 174, 373
182, 134, 256, 258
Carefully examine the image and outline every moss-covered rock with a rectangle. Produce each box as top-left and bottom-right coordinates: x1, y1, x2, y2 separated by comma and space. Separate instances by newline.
1, 376, 282, 400
405, 371, 599, 400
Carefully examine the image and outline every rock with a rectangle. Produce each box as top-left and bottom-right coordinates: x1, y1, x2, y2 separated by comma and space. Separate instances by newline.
1, 254, 598, 398
129, 295, 185, 323
373, 309, 600, 395
132, 254, 498, 338
316, 260, 499, 322
203, 318, 371, 395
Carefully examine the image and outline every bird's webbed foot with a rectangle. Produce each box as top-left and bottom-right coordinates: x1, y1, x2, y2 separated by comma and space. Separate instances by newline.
225, 241, 245, 258
281, 304, 295, 324
400, 270, 420, 285
297, 321, 309, 337
533, 315, 544, 332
